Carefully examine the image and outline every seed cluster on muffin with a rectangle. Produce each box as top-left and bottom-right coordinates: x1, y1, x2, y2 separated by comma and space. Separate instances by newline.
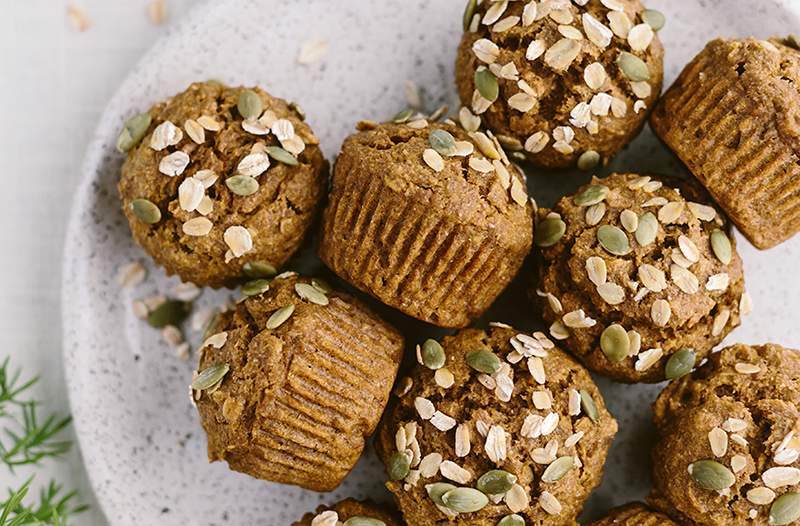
589, 502, 678, 525
292, 499, 401, 526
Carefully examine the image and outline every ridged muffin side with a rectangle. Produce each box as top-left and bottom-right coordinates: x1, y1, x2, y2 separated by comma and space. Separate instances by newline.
589, 503, 678, 525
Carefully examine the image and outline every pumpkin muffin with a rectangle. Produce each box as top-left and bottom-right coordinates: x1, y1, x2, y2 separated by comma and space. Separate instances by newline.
376, 325, 617, 525
117, 81, 327, 287
650, 343, 800, 526
293, 499, 401, 526
533, 173, 749, 383
192, 273, 403, 491
455, 0, 664, 169
319, 119, 534, 328
589, 503, 677, 525
651, 37, 800, 249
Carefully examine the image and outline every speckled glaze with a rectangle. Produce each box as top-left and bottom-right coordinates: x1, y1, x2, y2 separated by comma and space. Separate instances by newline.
62, 1, 800, 525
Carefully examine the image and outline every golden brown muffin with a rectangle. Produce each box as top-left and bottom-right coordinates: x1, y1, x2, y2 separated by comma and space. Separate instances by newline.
650, 343, 800, 526
533, 173, 749, 383
455, 0, 664, 168
118, 81, 327, 287
376, 326, 617, 525
319, 120, 534, 328
589, 503, 677, 525
292, 499, 402, 526
192, 273, 403, 491
651, 37, 800, 249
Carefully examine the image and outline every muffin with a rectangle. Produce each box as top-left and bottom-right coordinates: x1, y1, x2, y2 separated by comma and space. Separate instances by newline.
376, 325, 617, 525
589, 503, 677, 525
455, 0, 664, 168
650, 343, 800, 526
292, 499, 402, 526
651, 37, 800, 249
319, 119, 534, 328
117, 81, 327, 287
533, 173, 749, 383
192, 273, 404, 491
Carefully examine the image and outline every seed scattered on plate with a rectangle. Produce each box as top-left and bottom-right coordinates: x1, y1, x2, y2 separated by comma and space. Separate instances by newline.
297, 38, 329, 65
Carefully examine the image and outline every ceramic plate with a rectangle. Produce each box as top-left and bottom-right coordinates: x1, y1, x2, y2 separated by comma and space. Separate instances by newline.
62, 0, 800, 524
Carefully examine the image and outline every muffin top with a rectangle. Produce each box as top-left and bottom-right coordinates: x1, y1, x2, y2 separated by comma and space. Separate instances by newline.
118, 81, 327, 287
377, 326, 617, 525
650, 343, 800, 526
339, 120, 533, 250
589, 503, 677, 525
455, 0, 664, 167
292, 499, 402, 526
535, 173, 748, 382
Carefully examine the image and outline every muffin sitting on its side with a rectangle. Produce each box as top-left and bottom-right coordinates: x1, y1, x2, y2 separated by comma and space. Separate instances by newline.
292, 499, 402, 526
192, 274, 403, 491
319, 119, 533, 328
534, 173, 748, 383
118, 82, 327, 287
589, 503, 678, 525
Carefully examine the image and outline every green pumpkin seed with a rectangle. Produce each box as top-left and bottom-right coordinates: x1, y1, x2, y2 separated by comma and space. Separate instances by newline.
689, 460, 735, 491
467, 349, 501, 374
265, 146, 299, 166
130, 198, 161, 224
116, 112, 152, 153
237, 90, 263, 119
426, 482, 457, 506
541, 456, 574, 483
421, 339, 446, 370
597, 225, 631, 256
392, 108, 414, 123
463, 0, 478, 30
311, 278, 333, 294
770, 492, 800, 525
665, 348, 696, 380
429, 129, 458, 156
191, 363, 230, 391
147, 300, 189, 328
343, 518, 386, 526
476, 469, 517, 495
574, 184, 609, 207
266, 304, 295, 330
600, 324, 629, 363
710, 229, 732, 265
474, 67, 499, 103
535, 217, 567, 247
295, 282, 329, 305
497, 515, 525, 526
642, 9, 666, 31
577, 150, 601, 171
635, 212, 658, 246
241, 279, 270, 297
618, 52, 651, 82
580, 389, 599, 423
226, 175, 259, 196
441, 487, 489, 513
387, 451, 411, 481
242, 261, 277, 279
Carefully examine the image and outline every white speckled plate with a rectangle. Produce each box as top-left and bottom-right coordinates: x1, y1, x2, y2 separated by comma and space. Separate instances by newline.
62, 0, 800, 524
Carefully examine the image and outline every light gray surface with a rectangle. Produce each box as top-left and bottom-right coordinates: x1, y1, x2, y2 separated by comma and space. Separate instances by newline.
59, 0, 800, 525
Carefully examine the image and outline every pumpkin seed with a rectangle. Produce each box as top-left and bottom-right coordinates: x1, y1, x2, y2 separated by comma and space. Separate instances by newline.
689, 460, 735, 491
467, 349, 501, 374
642, 9, 665, 31
710, 229, 732, 265
242, 261, 277, 279
130, 198, 161, 224
476, 469, 517, 495
392, 108, 414, 123
426, 482, 457, 506
421, 339, 446, 370
237, 90, 263, 119
574, 184, 609, 207
343, 518, 386, 526
429, 129, 458, 156
474, 67, 499, 103
311, 278, 333, 293
580, 389, 599, 423
542, 456, 574, 483
577, 150, 601, 171
116, 112, 152, 153
617, 51, 650, 81
463, 0, 478, 31
665, 348, 696, 380
770, 492, 800, 525
387, 451, 411, 480
295, 282, 329, 305
600, 324, 629, 363
147, 300, 189, 328
226, 175, 259, 196
266, 304, 294, 330
441, 487, 489, 513
597, 225, 631, 256
265, 146, 299, 166
498, 515, 524, 526
241, 279, 270, 297
191, 363, 230, 391
635, 212, 658, 246
535, 217, 567, 247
